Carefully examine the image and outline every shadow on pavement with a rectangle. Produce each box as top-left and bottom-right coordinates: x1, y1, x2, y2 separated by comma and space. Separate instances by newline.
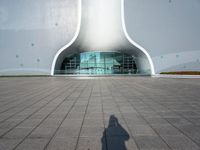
101, 115, 130, 150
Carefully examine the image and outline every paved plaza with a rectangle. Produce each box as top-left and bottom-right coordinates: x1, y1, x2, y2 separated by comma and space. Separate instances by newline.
0, 76, 200, 150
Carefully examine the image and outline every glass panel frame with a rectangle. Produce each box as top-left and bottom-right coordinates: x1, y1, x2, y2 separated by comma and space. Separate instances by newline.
59, 52, 137, 75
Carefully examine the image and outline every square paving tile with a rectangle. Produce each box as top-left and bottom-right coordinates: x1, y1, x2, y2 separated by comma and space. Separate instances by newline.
46, 137, 77, 150
134, 135, 170, 150
0, 77, 200, 150
77, 137, 105, 150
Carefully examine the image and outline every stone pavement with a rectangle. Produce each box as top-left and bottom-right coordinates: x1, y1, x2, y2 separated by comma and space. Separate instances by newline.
0, 76, 200, 150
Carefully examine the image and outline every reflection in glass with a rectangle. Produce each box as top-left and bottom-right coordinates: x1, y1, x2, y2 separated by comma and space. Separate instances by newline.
56, 52, 137, 75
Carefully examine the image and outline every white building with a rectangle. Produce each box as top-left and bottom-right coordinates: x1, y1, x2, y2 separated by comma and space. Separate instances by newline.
0, 0, 200, 75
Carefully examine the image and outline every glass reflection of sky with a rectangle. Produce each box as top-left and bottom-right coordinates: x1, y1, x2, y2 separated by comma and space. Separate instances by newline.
80, 52, 101, 63
80, 52, 120, 64
61, 52, 137, 75
79, 52, 123, 74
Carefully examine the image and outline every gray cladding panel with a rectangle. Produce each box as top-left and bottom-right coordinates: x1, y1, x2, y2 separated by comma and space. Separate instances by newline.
0, 0, 78, 75
125, 0, 200, 73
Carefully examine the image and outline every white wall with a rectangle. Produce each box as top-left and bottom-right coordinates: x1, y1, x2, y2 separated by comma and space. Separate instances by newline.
125, 0, 200, 73
0, 0, 78, 75
0, 0, 200, 75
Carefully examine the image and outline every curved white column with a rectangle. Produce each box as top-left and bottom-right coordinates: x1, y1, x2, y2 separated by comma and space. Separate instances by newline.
121, 0, 155, 75
51, 0, 155, 75
50, 0, 82, 75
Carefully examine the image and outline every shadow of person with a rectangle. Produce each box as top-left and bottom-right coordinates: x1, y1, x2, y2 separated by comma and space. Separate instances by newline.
101, 115, 130, 150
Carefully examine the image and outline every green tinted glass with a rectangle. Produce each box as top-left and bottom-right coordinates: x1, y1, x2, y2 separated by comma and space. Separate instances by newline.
59, 52, 137, 74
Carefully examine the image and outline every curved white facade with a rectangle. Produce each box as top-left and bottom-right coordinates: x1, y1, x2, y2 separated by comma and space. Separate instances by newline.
52, 0, 154, 75
0, 0, 200, 75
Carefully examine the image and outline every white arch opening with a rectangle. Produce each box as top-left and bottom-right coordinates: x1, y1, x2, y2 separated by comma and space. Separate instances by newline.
51, 0, 155, 75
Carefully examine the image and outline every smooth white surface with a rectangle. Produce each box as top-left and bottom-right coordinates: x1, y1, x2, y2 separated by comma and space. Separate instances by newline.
0, 0, 200, 75
121, 0, 155, 75
50, 0, 82, 75
51, 0, 155, 75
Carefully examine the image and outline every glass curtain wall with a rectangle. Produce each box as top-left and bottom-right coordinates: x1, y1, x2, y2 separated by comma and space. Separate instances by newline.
58, 52, 137, 75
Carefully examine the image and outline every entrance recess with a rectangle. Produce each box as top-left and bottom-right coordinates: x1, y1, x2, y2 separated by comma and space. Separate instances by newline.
55, 52, 137, 75
51, 0, 155, 75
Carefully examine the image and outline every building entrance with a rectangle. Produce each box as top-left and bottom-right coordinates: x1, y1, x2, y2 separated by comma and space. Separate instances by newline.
56, 52, 137, 75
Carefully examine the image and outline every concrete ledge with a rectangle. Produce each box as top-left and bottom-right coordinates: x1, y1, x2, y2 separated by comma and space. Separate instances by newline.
153, 74, 200, 78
